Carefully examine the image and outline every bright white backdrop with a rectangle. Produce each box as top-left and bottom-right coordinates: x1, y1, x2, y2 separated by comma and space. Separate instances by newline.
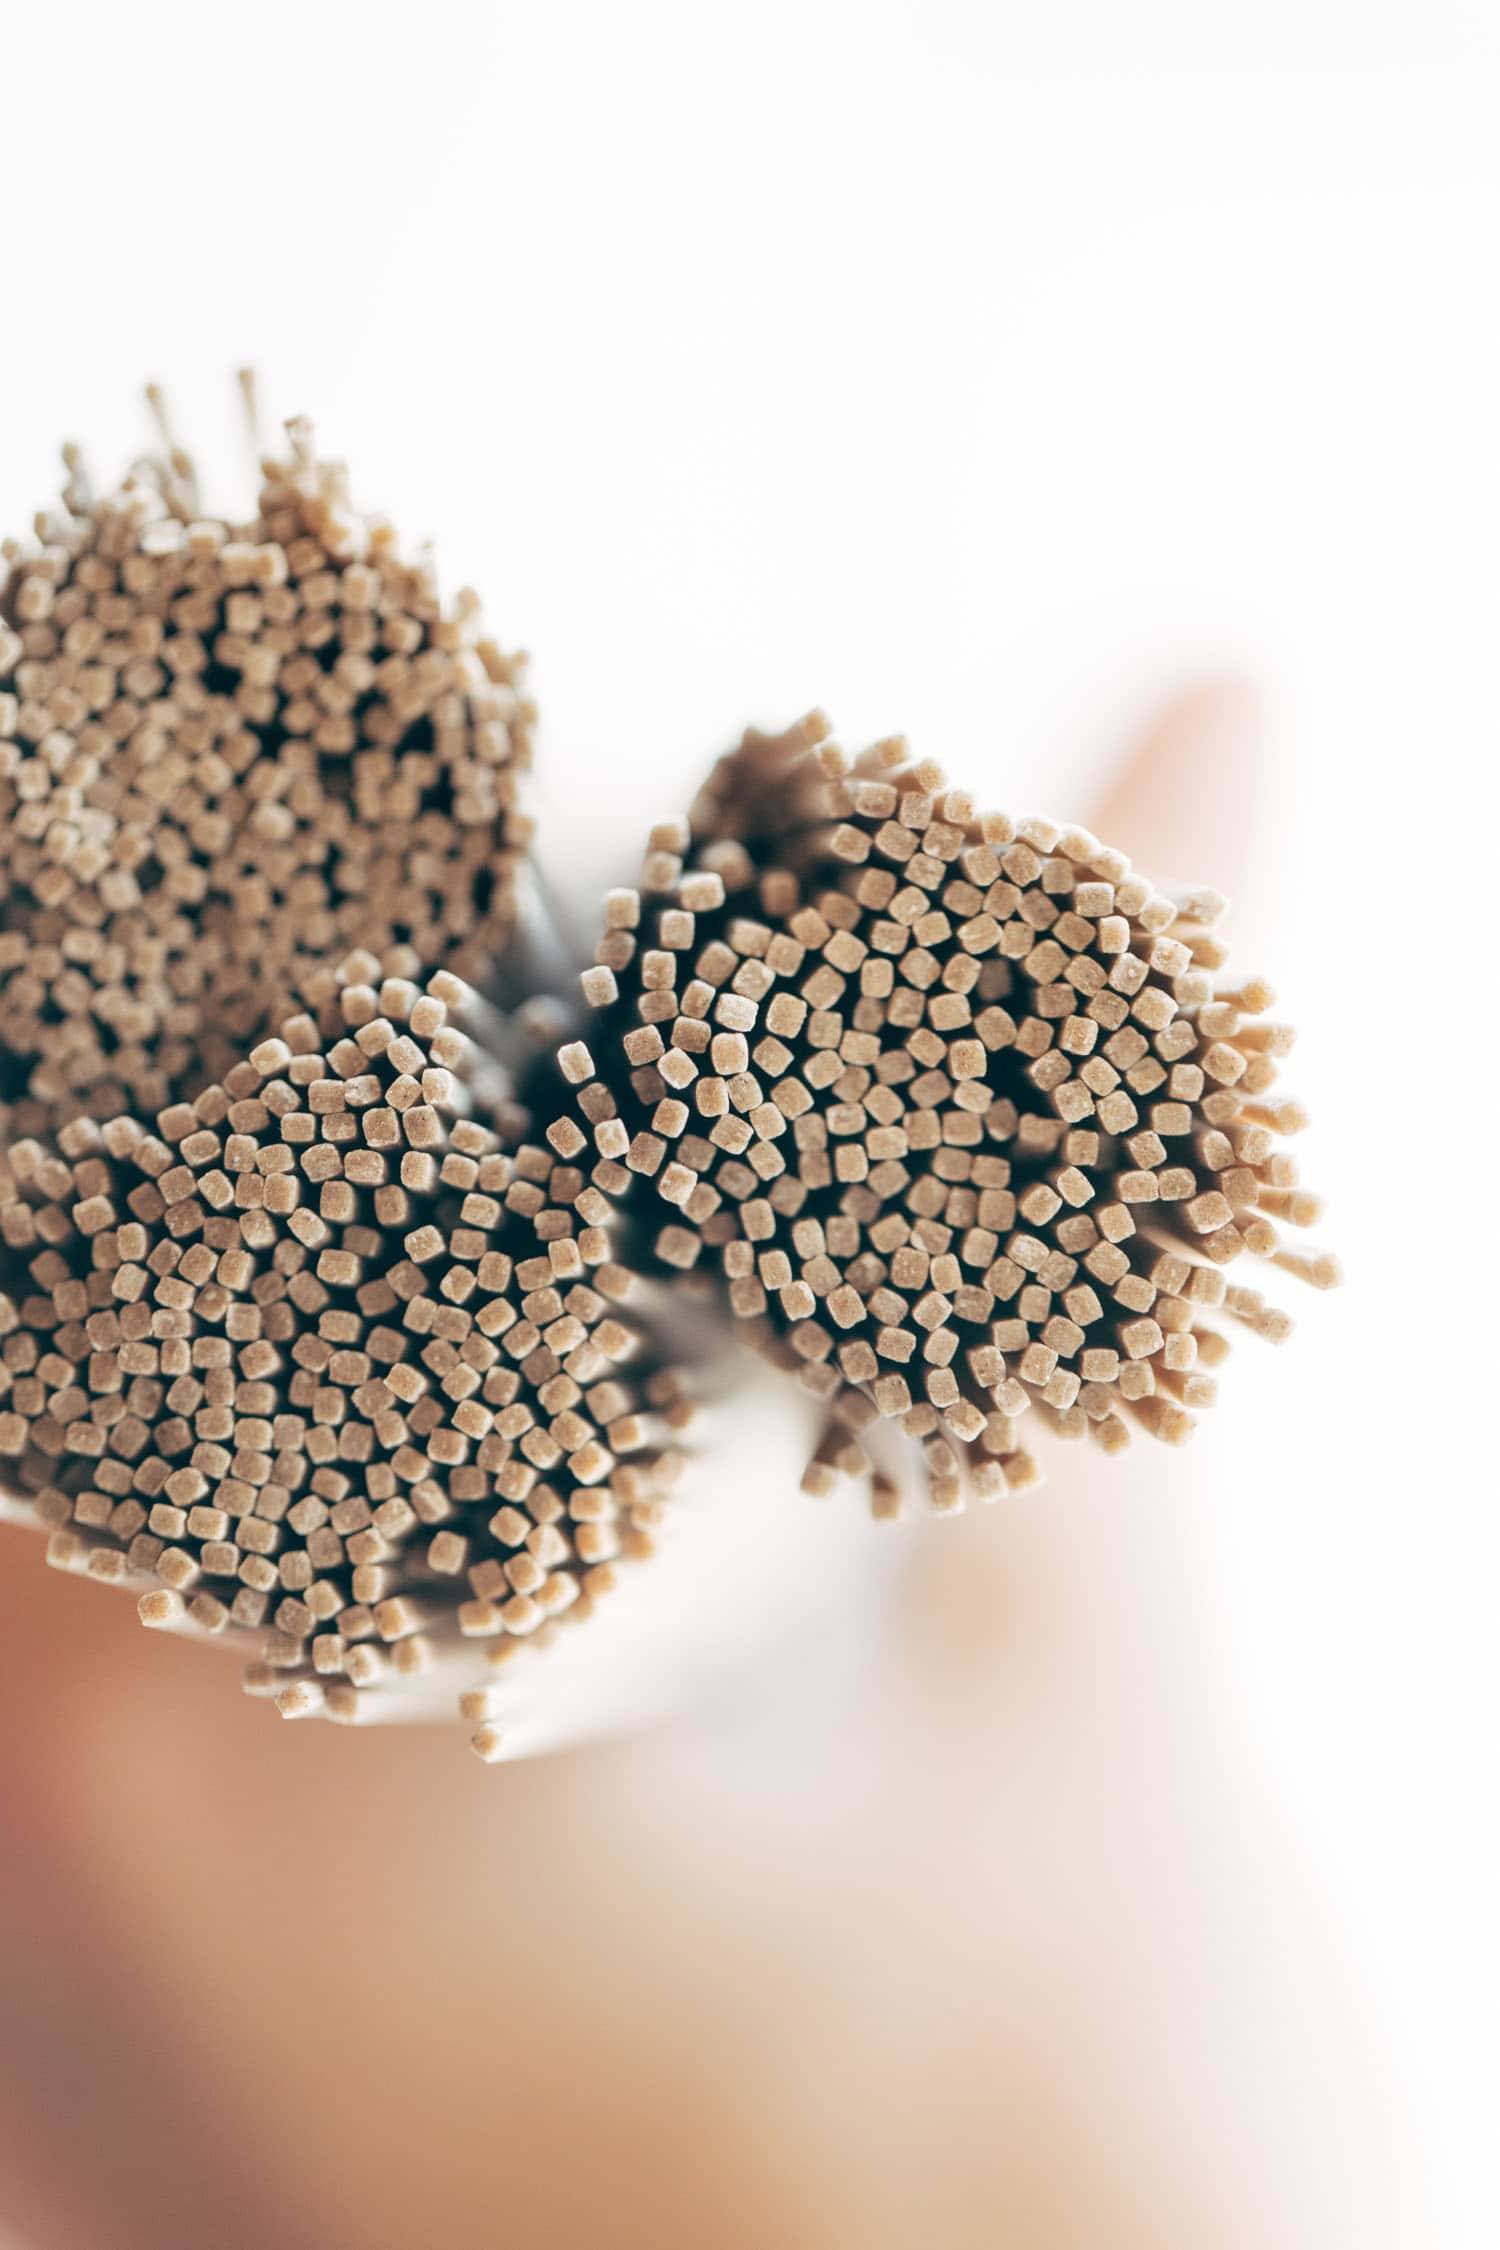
3, 6, 1497, 2243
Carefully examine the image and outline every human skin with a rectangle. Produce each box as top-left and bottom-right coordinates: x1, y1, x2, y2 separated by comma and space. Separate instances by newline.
0, 685, 1406, 2250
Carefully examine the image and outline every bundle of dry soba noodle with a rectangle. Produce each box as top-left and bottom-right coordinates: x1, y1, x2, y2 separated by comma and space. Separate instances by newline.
0, 390, 1336, 1758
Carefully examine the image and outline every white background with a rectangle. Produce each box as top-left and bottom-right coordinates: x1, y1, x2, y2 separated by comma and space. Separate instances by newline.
3, 5, 1497, 2242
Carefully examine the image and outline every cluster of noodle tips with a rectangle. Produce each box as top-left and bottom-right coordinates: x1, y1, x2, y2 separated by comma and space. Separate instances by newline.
0, 392, 1336, 1756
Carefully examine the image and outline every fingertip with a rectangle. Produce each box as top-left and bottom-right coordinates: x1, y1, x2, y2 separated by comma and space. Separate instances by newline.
1088, 674, 1278, 911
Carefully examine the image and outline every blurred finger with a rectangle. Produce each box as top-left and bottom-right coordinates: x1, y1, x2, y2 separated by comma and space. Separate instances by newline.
1088, 674, 1279, 927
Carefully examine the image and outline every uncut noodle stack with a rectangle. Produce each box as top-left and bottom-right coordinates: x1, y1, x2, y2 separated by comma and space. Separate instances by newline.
551, 712, 1338, 1514
0, 387, 534, 1141
0, 958, 688, 1756
0, 388, 1343, 1760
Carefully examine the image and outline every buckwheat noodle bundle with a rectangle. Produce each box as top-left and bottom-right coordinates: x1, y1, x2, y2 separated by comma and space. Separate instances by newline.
551, 713, 1339, 1514
0, 379, 535, 1142
0, 958, 689, 1758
